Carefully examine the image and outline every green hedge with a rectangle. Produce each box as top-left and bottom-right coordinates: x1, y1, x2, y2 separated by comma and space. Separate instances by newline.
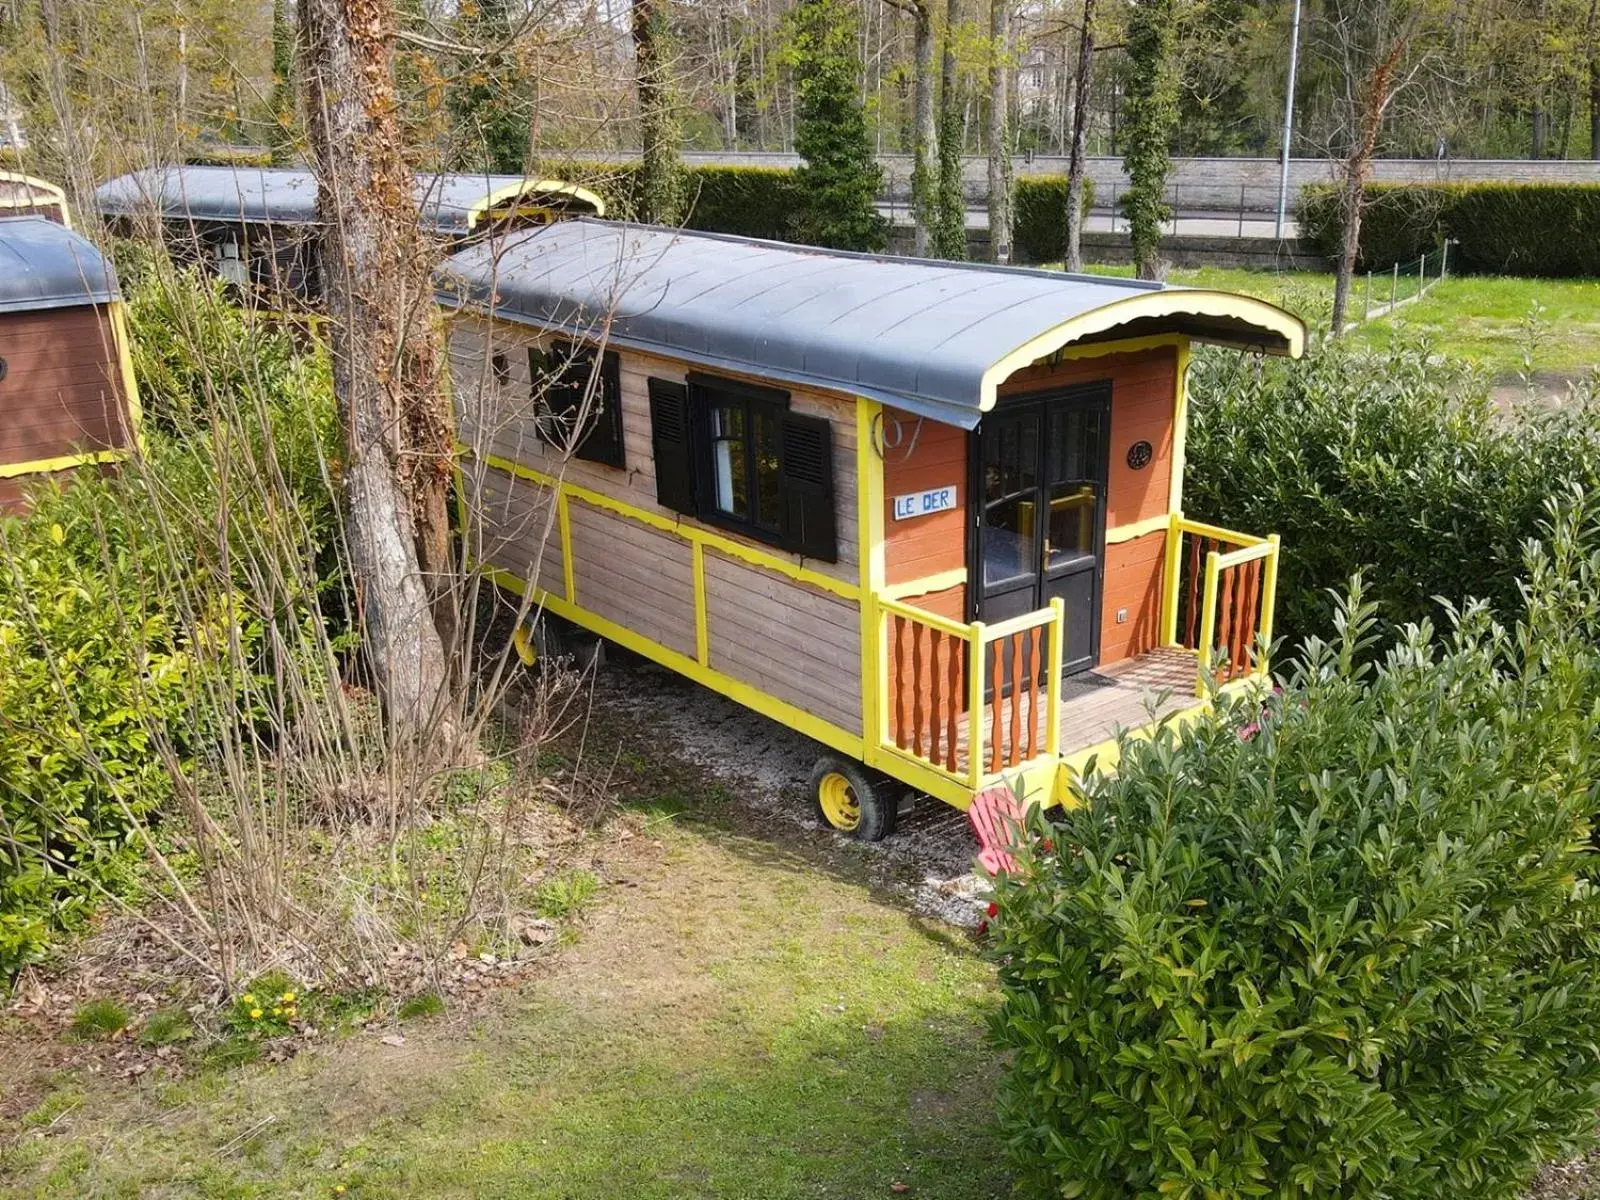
1298, 182, 1600, 276
1183, 341, 1600, 647
1012, 175, 1097, 264
549, 162, 802, 242
989, 505, 1600, 1198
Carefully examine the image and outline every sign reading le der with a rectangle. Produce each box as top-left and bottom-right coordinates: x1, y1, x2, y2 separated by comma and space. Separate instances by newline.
893, 485, 958, 521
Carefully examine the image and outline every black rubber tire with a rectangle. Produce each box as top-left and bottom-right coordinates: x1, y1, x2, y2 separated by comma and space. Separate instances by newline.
808, 753, 898, 842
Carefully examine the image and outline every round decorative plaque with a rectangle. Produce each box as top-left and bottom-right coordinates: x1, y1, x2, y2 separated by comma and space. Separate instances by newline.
1126, 439, 1153, 470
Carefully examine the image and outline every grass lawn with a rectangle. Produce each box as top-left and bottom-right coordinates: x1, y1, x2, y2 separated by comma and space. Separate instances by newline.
1082, 264, 1600, 381
0, 788, 1008, 1197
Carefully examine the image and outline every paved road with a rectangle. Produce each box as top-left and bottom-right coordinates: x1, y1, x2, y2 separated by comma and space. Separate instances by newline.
876, 203, 1301, 239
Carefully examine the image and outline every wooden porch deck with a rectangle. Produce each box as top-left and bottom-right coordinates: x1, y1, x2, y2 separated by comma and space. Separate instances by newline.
911, 647, 1201, 779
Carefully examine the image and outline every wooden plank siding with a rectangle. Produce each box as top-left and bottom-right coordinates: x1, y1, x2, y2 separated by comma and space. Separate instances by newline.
704, 550, 861, 733
0, 306, 131, 466
881, 408, 967, 591
1101, 530, 1166, 662
451, 313, 865, 738
468, 464, 565, 598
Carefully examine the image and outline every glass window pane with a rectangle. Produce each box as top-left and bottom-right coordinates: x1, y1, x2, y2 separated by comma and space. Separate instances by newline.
753, 405, 781, 528
712, 403, 747, 517
982, 497, 1035, 587
1046, 483, 1098, 569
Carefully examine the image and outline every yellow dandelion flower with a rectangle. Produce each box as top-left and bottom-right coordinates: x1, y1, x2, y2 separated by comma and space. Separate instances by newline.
283, 991, 297, 1002
250, 1008, 263, 1020
242, 993, 255, 1005
273, 1007, 283, 1017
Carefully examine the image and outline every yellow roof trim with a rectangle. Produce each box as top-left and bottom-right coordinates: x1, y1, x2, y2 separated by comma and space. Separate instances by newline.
0, 170, 72, 228
978, 289, 1305, 411
468, 178, 607, 228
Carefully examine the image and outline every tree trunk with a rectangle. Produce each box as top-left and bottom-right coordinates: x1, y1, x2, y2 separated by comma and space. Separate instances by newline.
910, 1, 936, 255
1330, 50, 1400, 335
1589, 0, 1600, 158
933, 0, 965, 258
301, 0, 457, 746
1064, 0, 1095, 272
634, 0, 685, 224
986, 0, 1012, 262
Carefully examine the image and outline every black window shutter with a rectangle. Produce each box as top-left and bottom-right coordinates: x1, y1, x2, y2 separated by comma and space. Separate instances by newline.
648, 378, 697, 516
778, 412, 838, 562
573, 351, 625, 468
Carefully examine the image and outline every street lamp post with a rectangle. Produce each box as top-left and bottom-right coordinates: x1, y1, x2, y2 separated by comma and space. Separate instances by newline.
1274, 0, 1303, 241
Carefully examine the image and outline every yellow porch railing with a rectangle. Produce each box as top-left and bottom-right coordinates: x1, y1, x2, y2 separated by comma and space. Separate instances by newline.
1162, 513, 1281, 693
870, 593, 1065, 791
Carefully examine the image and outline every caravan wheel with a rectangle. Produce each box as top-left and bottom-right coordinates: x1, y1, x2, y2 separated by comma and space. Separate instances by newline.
809, 754, 897, 843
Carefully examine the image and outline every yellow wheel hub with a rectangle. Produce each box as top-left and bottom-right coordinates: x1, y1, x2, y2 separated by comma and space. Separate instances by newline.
817, 771, 861, 832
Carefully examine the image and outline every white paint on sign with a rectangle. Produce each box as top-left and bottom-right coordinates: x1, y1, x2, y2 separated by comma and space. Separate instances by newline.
892, 485, 958, 521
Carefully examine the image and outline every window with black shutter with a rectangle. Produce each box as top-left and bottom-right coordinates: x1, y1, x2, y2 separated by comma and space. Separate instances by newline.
526, 340, 625, 468
648, 372, 838, 563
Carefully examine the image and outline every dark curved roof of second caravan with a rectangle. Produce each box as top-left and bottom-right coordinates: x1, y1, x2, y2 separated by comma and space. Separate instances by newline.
0, 216, 120, 314
436, 219, 1305, 427
94, 166, 606, 237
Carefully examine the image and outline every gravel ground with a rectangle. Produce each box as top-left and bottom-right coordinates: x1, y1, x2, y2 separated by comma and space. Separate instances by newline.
590, 652, 993, 927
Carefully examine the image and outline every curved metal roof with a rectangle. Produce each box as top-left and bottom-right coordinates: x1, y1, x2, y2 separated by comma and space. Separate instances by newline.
95, 166, 605, 236
436, 219, 1305, 427
0, 216, 119, 313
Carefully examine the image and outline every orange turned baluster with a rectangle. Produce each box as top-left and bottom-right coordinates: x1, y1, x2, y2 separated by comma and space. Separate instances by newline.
945, 637, 961, 771
927, 630, 945, 766
911, 622, 925, 757
1185, 534, 1203, 648
989, 641, 1003, 774
1026, 627, 1042, 759
1008, 633, 1023, 767
1216, 564, 1237, 681
1238, 557, 1262, 674
892, 614, 907, 749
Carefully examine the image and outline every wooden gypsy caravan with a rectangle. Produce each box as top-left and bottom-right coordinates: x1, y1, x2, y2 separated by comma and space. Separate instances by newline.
94, 165, 607, 308
0, 216, 141, 511
439, 220, 1305, 840
0, 172, 72, 226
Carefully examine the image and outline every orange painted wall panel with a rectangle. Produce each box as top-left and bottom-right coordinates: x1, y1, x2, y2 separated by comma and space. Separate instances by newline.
881, 408, 968, 593
1100, 531, 1167, 663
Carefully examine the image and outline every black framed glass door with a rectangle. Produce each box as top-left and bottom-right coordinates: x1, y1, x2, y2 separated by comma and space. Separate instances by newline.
971, 382, 1110, 677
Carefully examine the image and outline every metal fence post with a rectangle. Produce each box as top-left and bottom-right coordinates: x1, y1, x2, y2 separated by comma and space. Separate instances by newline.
1365, 271, 1371, 319
1441, 239, 1449, 280
1391, 261, 1398, 308
1419, 252, 1427, 297
1238, 183, 1246, 237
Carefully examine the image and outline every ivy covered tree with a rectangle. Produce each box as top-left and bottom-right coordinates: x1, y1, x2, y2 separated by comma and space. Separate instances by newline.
931, 0, 967, 259
1121, 0, 1183, 279
633, 0, 686, 224
448, 0, 530, 174
790, 0, 886, 250
268, 0, 296, 165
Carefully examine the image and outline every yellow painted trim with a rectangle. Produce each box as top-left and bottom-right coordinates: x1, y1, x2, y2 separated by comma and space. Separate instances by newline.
1196, 549, 1222, 695
470, 447, 858, 601
466, 178, 607, 230
0, 448, 126, 479
1160, 510, 1184, 647
486, 565, 865, 760
1045, 332, 1189, 363
978, 606, 1058, 642
1169, 340, 1191, 515
980, 292, 1305, 410
1214, 541, 1275, 571
1258, 534, 1282, 668
857, 400, 888, 768
107, 301, 145, 453
880, 567, 967, 601
878, 594, 973, 640
692, 540, 710, 666
1104, 513, 1170, 545
555, 488, 576, 603
1045, 597, 1066, 760
967, 619, 987, 790
1176, 516, 1269, 547
0, 171, 71, 228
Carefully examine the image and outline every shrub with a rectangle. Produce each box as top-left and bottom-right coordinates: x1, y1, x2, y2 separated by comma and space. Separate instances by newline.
70, 997, 133, 1039
1183, 340, 1600, 648
1298, 182, 1600, 277
988, 505, 1600, 1199
550, 162, 802, 242
1012, 174, 1097, 265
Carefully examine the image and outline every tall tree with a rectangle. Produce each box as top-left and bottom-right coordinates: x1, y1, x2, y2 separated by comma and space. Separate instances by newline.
633, 0, 685, 223
1317, 0, 1439, 332
932, 0, 966, 258
269, 0, 295, 165
986, 0, 1013, 263
1063, 0, 1096, 272
790, 0, 887, 249
1122, 0, 1182, 279
301, 0, 457, 743
1588, 0, 1600, 157
449, 0, 529, 174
